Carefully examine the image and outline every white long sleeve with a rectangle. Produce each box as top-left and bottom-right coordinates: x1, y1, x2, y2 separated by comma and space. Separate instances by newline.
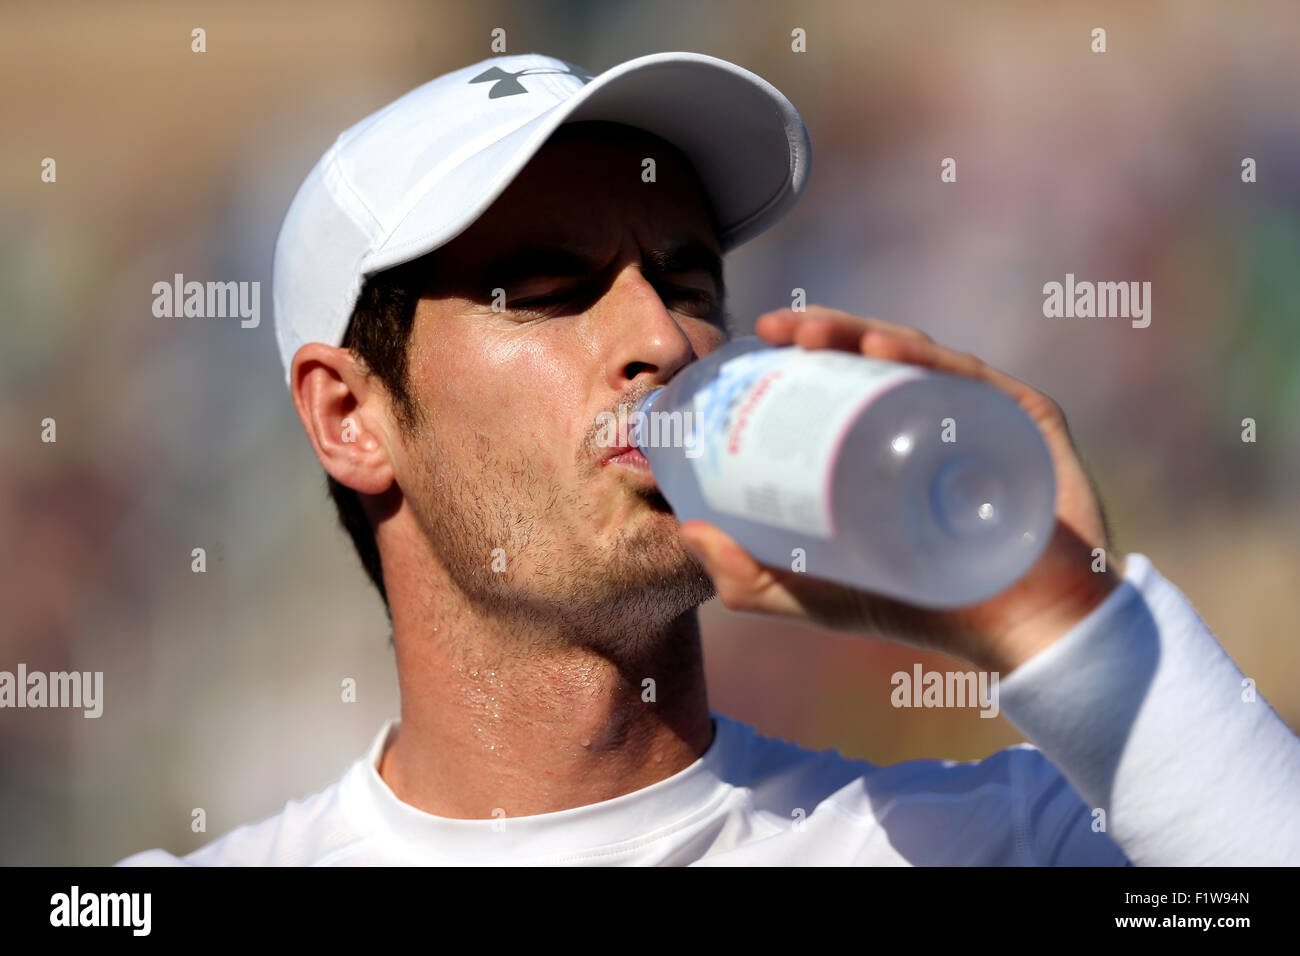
999, 553, 1300, 865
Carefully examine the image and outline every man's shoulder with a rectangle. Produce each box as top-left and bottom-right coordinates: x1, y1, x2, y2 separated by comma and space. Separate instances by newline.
724, 711, 1051, 801
114, 768, 368, 867
723, 714, 1121, 864
728, 712, 1081, 827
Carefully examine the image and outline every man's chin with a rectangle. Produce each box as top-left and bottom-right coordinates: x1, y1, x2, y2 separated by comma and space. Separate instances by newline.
605, 509, 715, 612
577, 554, 715, 654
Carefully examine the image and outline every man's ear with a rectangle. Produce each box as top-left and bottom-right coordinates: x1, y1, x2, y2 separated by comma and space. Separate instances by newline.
290, 343, 395, 496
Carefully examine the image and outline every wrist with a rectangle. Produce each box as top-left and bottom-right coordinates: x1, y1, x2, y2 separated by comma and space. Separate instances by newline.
965, 538, 1126, 675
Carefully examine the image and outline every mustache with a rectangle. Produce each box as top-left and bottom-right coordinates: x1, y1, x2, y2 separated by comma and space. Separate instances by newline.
582, 385, 661, 456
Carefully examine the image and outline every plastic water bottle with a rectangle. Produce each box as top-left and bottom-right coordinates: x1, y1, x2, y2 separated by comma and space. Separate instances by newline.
630, 335, 1056, 608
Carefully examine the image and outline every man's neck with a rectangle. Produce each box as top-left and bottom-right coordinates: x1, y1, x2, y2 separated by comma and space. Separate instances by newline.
378, 599, 714, 820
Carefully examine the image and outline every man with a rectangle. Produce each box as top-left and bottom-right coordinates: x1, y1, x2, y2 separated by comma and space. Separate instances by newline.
118, 52, 1300, 865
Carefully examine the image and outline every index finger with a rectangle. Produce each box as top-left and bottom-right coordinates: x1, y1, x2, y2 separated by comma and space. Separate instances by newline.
755, 307, 933, 351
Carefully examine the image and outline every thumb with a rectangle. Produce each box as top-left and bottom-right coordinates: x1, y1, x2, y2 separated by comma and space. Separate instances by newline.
678, 519, 747, 571
678, 520, 786, 611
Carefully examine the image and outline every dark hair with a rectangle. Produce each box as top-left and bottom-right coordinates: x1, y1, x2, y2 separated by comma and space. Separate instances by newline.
327, 256, 431, 615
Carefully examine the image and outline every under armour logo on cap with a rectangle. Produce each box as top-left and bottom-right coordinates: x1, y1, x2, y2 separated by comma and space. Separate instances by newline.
469, 63, 594, 98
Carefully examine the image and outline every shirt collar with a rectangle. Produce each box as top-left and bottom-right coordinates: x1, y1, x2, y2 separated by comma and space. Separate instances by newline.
338, 711, 747, 864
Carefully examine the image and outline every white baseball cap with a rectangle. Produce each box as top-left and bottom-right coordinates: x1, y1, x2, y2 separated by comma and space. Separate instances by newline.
272, 51, 812, 384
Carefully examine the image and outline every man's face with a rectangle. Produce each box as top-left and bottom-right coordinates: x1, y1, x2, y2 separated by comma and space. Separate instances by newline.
387, 123, 725, 646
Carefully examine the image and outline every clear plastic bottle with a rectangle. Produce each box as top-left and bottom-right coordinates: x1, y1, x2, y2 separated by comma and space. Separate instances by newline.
631, 335, 1056, 608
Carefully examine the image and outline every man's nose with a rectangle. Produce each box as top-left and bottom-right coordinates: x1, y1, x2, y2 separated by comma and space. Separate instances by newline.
598, 265, 697, 392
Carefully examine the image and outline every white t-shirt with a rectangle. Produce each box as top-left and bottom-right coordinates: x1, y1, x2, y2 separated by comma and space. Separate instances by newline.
116, 554, 1300, 865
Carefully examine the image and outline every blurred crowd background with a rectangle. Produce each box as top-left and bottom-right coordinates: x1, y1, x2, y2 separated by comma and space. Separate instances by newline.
2, 0, 1298, 864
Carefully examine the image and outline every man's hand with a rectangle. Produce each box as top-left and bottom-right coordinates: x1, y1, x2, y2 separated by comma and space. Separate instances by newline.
676, 306, 1125, 674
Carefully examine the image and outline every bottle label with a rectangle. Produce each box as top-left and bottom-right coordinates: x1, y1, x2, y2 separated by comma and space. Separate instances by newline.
690, 347, 922, 538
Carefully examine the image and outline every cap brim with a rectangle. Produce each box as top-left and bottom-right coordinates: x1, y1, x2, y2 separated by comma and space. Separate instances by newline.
363, 51, 810, 275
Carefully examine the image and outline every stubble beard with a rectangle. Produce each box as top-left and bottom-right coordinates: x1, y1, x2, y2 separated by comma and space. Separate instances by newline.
405, 425, 716, 657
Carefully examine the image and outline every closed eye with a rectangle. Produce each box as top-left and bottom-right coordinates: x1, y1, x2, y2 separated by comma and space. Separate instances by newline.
657, 284, 725, 322
509, 283, 725, 323
509, 287, 597, 316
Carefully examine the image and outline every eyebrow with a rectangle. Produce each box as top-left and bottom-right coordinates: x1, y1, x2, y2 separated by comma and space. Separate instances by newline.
481, 240, 726, 299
